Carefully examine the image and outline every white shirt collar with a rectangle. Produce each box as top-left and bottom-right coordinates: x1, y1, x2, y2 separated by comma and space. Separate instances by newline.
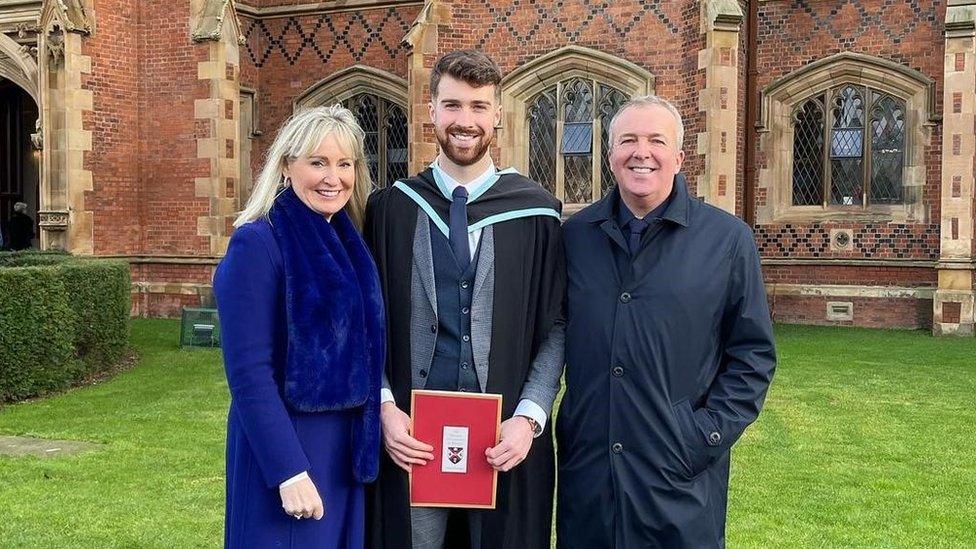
433, 159, 496, 193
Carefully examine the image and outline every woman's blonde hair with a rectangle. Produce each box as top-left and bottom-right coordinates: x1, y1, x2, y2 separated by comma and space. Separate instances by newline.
235, 105, 374, 229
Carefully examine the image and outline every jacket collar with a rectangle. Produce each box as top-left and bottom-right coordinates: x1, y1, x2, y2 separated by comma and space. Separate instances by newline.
577, 173, 692, 228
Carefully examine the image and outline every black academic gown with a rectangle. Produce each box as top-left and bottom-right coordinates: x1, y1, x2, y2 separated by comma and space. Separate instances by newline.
363, 168, 565, 549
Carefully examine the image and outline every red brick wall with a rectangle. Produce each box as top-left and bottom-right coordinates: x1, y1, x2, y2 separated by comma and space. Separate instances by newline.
136, 0, 212, 256
763, 264, 936, 286
240, 15, 261, 90
84, 0, 141, 254
129, 264, 215, 317
769, 295, 933, 329
130, 263, 215, 284
82, 1, 234, 317
764, 261, 936, 329
132, 293, 206, 318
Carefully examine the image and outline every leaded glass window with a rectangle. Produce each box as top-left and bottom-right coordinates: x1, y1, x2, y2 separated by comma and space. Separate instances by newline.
344, 93, 408, 188
791, 85, 906, 207
791, 98, 824, 206
527, 79, 628, 205
599, 85, 629, 197
528, 91, 557, 195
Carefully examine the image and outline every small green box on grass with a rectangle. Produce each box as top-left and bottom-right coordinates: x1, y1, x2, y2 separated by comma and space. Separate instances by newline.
180, 307, 221, 348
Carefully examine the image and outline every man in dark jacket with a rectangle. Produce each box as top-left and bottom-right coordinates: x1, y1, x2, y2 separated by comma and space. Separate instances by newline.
9, 202, 35, 250
557, 95, 776, 548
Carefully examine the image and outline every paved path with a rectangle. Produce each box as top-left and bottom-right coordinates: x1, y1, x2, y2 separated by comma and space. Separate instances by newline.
0, 435, 102, 458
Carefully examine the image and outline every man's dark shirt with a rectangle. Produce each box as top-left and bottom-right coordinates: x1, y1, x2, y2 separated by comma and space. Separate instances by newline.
615, 187, 673, 259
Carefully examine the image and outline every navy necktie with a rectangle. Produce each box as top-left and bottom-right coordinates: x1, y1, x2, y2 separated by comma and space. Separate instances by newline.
627, 217, 648, 256
450, 186, 471, 271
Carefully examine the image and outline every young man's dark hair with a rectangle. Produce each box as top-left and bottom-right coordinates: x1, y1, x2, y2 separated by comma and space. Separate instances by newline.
429, 49, 502, 99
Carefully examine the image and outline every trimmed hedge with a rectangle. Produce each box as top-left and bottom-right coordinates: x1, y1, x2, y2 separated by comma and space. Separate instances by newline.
0, 267, 79, 401
0, 254, 130, 402
0, 249, 71, 267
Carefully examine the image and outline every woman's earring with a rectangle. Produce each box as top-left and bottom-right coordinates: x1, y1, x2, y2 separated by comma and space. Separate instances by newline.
283, 176, 291, 186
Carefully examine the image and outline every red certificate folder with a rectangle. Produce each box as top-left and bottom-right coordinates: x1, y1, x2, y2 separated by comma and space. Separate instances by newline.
409, 390, 502, 508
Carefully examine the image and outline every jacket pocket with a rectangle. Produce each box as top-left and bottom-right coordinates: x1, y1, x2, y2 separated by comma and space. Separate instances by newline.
671, 399, 720, 479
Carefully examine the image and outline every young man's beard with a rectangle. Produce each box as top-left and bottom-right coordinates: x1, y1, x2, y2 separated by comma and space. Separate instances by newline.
436, 125, 493, 167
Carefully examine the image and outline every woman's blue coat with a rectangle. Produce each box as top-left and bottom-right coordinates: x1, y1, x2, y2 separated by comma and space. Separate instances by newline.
214, 219, 365, 549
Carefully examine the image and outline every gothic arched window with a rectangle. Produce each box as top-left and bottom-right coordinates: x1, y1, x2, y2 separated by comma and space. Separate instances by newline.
526, 79, 628, 205
791, 84, 906, 207
343, 93, 408, 188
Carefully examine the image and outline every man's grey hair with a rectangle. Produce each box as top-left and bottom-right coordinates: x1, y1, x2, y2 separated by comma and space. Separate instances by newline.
13, 202, 27, 214
607, 94, 684, 151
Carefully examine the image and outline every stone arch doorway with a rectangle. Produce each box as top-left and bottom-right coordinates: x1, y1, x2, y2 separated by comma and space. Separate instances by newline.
0, 79, 40, 249
0, 24, 41, 248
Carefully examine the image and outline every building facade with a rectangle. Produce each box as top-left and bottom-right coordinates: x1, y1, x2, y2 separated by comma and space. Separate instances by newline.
0, 0, 973, 335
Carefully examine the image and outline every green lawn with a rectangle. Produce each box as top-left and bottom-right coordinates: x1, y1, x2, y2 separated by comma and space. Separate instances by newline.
0, 320, 226, 547
0, 320, 973, 547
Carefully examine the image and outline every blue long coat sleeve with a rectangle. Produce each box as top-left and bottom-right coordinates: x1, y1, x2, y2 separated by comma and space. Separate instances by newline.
215, 222, 310, 488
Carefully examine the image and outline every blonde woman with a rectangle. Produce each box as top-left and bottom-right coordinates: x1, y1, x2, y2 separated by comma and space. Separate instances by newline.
214, 105, 385, 548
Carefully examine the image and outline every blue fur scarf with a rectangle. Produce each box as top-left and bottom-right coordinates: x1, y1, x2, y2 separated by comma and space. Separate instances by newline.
269, 187, 385, 483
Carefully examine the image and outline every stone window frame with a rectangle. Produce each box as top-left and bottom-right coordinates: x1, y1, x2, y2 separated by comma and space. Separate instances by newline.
237, 86, 259, 210
499, 46, 654, 211
294, 64, 409, 189
757, 52, 936, 224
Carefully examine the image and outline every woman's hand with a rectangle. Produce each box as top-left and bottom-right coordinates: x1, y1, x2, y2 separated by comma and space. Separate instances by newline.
381, 402, 434, 472
279, 476, 325, 520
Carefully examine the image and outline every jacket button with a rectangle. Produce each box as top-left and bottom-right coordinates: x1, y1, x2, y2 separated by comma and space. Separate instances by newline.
708, 432, 722, 446
611, 366, 624, 377
419, 369, 427, 377
461, 307, 470, 314
462, 334, 470, 342
461, 362, 469, 370
430, 324, 437, 333
619, 292, 631, 303
461, 280, 470, 289
611, 442, 623, 454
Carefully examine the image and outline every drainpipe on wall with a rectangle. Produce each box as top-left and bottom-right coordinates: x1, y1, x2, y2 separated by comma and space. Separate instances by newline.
743, 0, 758, 227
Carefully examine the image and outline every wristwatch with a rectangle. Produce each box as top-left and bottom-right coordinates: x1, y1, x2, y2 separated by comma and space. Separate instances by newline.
521, 415, 540, 435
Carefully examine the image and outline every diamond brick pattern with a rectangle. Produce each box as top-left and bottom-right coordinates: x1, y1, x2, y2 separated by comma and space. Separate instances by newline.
242, 8, 412, 68
758, 0, 939, 54
474, 0, 679, 50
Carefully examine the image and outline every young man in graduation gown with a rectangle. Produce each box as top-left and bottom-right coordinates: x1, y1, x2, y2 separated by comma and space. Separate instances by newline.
363, 50, 565, 549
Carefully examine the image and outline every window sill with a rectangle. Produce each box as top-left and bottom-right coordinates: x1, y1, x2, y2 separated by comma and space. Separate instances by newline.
771, 205, 918, 224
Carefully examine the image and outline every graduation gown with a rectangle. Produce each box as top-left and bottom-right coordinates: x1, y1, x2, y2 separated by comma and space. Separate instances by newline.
363, 168, 566, 549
